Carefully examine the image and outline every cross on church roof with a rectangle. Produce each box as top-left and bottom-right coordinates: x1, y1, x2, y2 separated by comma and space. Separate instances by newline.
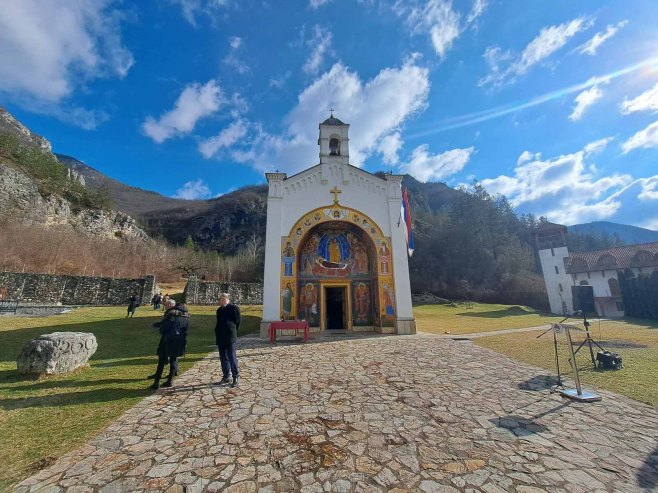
330, 107, 334, 117
330, 186, 342, 205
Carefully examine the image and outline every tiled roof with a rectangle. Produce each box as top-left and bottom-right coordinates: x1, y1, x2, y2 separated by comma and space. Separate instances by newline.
321, 115, 346, 126
566, 242, 658, 273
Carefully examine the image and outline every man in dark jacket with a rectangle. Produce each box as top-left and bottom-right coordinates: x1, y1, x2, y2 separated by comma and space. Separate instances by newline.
149, 300, 189, 389
215, 292, 240, 387
127, 295, 139, 318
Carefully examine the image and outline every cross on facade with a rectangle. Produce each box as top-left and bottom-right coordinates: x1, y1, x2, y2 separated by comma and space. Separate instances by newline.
330, 186, 342, 204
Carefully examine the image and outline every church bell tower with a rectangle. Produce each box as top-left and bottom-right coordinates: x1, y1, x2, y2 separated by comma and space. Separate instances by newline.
318, 111, 349, 166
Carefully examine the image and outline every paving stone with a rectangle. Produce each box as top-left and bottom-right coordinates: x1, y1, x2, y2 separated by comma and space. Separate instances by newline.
13, 333, 658, 493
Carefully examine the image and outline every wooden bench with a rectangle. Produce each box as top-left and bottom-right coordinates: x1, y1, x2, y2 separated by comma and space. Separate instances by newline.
269, 321, 310, 343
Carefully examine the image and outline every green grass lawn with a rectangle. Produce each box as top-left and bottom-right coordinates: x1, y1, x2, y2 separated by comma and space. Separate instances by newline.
0, 305, 261, 490
413, 302, 565, 334
474, 317, 658, 407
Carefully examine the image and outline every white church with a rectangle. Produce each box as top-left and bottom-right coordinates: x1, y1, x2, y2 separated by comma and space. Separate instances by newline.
259, 115, 416, 338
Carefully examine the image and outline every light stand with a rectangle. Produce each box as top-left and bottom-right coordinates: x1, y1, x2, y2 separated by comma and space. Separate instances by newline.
559, 322, 601, 402
538, 313, 602, 402
536, 316, 567, 388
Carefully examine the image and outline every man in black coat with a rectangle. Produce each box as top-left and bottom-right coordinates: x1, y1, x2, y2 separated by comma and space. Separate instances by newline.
149, 300, 189, 389
215, 292, 240, 387
126, 295, 139, 318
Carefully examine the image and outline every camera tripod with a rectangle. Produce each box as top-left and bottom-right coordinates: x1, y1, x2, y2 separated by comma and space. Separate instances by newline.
571, 310, 606, 369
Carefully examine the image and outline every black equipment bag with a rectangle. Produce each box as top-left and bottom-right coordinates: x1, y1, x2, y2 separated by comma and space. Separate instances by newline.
596, 350, 623, 370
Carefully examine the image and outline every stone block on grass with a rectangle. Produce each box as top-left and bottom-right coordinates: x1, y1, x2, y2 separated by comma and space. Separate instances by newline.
17, 332, 98, 375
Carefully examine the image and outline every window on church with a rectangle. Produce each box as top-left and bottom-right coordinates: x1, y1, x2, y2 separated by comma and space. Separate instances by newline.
329, 138, 340, 155
555, 266, 559, 274
559, 283, 563, 292
608, 278, 621, 297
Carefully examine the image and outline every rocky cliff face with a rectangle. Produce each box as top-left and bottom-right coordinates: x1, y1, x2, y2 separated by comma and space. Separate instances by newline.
0, 108, 148, 241
0, 108, 52, 153
0, 157, 148, 240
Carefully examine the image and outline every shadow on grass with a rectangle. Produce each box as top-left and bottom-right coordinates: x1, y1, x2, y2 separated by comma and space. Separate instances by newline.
8, 377, 149, 392
0, 387, 150, 410
455, 306, 539, 318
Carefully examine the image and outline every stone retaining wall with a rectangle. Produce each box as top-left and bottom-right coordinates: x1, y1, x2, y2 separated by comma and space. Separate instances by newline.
0, 271, 156, 306
184, 275, 263, 305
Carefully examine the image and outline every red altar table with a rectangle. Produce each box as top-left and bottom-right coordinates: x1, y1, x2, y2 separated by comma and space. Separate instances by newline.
269, 321, 310, 343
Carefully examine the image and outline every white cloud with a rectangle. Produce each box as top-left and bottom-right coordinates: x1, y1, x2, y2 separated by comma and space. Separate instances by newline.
378, 132, 404, 165
229, 36, 242, 49
569, 84, 604, 121
0, 0, 133, 125
170, 0, 230, 27
199, 119, 248, 158
309, 0, 333, 8
480, 17, 591, 87
580, 176, 658, 229
517, 150, 541, 165
576, 20, 628, 56
398, 0, 461, 60
400, 145, 475, 182
236, 59, 430, 173
481, 139, 637, 225
621, 120, 658, 154
583, 136, 613, 155
223, 36, 249, 74
142, 80, 224, 143
270, 71, 292, 89
620, 82, 658, 115
466, 0, 488, 24
303, 26, 333, 75
174, 179, 212, 200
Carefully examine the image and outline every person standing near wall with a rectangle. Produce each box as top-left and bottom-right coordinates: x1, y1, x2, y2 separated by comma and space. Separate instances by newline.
215, 293, 241, 388
126, 295, 139, 318
149, 299, 189, 389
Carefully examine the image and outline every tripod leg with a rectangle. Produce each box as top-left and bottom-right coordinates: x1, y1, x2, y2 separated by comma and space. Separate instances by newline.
586, 333, 596, 367
554, 332, 562, 387
574, 338, 587, 355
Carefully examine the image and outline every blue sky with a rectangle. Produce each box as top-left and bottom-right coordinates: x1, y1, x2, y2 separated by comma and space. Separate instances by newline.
1, 0, 658, 228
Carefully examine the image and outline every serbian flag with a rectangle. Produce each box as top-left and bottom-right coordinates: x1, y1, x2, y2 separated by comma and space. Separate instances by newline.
399, 187, 415, 257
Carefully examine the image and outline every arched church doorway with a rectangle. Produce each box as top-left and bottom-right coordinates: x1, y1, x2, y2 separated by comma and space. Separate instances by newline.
296, 221, 378, 331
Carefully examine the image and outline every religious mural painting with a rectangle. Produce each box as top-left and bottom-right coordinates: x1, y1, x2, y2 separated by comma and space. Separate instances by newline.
280, 204, 395, 329
352, 280, 373, 326
379, 276, 396, 327
280, 280, 295, 320
298, 281, 319, 326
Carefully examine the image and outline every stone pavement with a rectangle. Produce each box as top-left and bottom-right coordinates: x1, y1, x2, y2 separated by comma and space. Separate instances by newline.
16, 333, 658, 493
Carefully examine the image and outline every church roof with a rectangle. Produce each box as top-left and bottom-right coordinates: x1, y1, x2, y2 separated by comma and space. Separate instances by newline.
565, 242, 658, 273
321, 115, 346, 126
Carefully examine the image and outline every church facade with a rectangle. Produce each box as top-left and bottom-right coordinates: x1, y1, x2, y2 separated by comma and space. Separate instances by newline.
259, 115, 416, 338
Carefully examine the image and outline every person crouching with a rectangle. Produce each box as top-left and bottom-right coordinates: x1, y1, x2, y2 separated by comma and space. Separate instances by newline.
149, 299, 189, 389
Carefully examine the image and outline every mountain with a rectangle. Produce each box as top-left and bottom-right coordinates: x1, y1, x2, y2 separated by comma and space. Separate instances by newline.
568, 221, 658, 244
54, 152, 464, 254
56, 154, 207, 217
0, 108, 147, 241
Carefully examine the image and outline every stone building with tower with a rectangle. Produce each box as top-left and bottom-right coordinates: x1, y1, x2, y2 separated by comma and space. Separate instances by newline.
259, 114, 416, 338
534, 222, 658, 317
